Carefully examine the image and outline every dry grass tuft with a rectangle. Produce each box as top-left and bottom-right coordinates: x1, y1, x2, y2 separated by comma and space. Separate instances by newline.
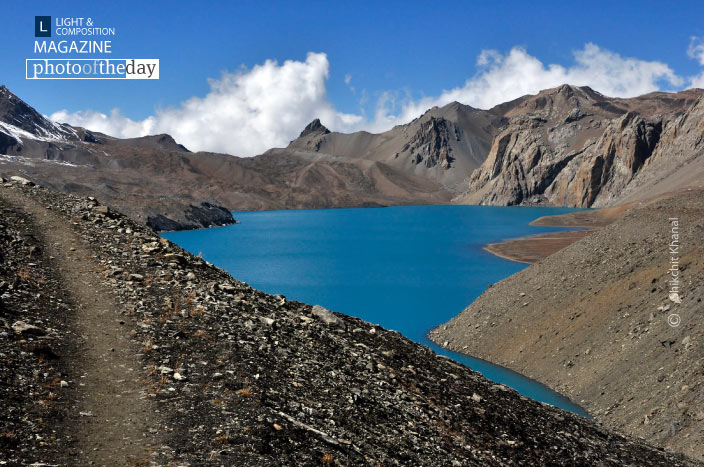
236, 387, 252, 397
16, 266, 31, 280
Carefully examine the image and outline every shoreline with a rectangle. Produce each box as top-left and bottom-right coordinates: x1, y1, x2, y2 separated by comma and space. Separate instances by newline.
426, 337, 590, 417
484, 195, 681, 263
483, 205, 627, 263
484, 229, 594, 263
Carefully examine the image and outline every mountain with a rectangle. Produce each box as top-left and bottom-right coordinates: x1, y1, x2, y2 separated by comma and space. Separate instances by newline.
289, 102, 503, 191
615, 91, 704, 204
455, 85, 704, 207
0, 85, 235, 231
0, 85, 78, 144
1, 84, 702, 232
0, 86, 452, 230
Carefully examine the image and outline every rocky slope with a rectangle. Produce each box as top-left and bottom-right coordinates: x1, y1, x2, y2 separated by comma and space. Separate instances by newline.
430, 189, 704, 461
1, 179, 700, 465
456, 85, 703, 207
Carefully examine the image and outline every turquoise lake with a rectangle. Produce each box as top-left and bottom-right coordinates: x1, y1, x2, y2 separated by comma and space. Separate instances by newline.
163, 205, 589, 417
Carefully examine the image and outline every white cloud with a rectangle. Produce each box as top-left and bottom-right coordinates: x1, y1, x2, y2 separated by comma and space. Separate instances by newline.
51, 53, 361, 156
50, 108, 156, 139
378, 43, 685, 127
51, 43, 698, 157
344, 73, 356, 94
688, 37, 704, 65
688, 36, 704, 87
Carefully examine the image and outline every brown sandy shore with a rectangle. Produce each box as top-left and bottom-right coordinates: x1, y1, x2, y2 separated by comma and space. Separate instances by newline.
484, 201, 645, 264
484, 230, 594, 264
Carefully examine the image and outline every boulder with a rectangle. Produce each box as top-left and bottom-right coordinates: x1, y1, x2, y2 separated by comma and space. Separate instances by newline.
11, 320, 46, 336
311, 305, 346, 330
10, 175, 33, 186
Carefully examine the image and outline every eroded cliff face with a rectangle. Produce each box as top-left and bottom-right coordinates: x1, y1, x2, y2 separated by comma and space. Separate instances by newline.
401, 117, 458, 169
287, 102, 503, 192
457, 85, 703, 207
614, 93, 704, 204
547, 112, 662, 207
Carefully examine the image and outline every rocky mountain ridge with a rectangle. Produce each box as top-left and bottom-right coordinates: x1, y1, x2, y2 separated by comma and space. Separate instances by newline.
0, 85, 78, 144
1, 84, 702, 232
288, 101, 503, 191
0, 86, 452, 230
456, 85, 704, 207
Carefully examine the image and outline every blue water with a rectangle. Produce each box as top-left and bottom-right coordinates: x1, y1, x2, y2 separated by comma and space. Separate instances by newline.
163, 205, 589, 417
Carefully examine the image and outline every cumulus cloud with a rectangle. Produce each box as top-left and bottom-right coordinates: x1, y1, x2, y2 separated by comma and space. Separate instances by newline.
51, 43, 698, 157
50, 108, 156, 139
52, 53, 362, 156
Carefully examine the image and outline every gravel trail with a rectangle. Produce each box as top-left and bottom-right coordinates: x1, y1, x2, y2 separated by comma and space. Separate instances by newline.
0, 188, 155, 466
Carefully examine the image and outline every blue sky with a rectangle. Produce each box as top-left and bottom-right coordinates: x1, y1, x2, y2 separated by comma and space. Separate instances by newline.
2, 1, 704, 156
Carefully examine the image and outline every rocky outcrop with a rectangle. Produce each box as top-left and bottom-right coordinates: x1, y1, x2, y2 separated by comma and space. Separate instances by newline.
614, 93, 704, 204
298, 118, 330, 139
147, 201, 237, 231
547, 112, 662, 207
293, 119, 331, 152
456, 85, 703, 208
402, 117, 457, 169
287, 102, 503, 192
1, 179, 699, 466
